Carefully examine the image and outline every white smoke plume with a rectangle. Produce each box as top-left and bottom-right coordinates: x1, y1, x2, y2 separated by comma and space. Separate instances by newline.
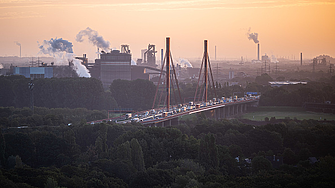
76, 27, 110, 51
178, 58, 193, 68
38, 37, 90, 78
271, 55, 279, 63
38, 38, 73, 55
247, 28, 259, 44
72, 59, 91, 77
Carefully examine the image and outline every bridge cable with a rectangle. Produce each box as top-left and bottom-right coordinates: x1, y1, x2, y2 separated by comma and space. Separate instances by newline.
208, 56, 218, 99
194, 55, 205, 103
151, 53, 167, 109
170, 52, 183, 105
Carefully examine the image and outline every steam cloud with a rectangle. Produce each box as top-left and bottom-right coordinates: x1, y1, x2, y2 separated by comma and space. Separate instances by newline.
15, 41, 21, 46
247, 28, 259, 44
76, 27, 110, 51
271, 55, 279, 63
179, 58, 193, 68
38, 38, 73, 55
38, 37, 90, 78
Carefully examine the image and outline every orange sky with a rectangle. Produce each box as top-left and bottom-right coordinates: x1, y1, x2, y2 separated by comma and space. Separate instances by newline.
0, 0, 334, 61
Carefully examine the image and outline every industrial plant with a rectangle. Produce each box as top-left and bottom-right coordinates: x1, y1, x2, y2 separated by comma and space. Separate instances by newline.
1, 28, 334, 90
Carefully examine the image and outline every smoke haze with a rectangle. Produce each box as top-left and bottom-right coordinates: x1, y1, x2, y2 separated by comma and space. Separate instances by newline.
76, 27, 110, 51
247, 28, 259, 44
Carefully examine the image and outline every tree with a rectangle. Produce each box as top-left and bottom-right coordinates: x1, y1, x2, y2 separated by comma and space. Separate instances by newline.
255, 73, 273, 85
130, 138, 145, 172
198, 133, 219, 169
15, 155, 23, 168
283, 148, 297, 165
0, 129, 6, 168
117, 141, 131, 162
44, 177, 60, 188
110, 79, 156, 110
251, 156, 272, 173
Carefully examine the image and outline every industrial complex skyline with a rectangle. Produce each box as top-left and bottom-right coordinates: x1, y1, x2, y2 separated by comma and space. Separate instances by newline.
0, 0, 334, 61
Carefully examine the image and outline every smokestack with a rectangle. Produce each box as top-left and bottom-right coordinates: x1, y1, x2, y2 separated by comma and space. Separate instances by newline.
300, 53, 302, 66
215, 46, 216, 60
257, 43, 260, 61
97, 47, 99, 59
161, 49, 163, 67
15, 42, 21, 58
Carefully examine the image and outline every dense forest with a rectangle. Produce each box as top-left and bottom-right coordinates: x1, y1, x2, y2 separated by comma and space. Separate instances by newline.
1, 112, 335, 187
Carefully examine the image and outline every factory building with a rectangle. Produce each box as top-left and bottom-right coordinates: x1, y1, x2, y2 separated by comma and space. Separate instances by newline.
137, 44, 157, 67
12, 66, 53, 78
90, 49, 132, 88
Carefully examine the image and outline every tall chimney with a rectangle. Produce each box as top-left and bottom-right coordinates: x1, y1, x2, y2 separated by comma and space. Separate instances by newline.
97, 47, 100, 59
257, 43, 260, 61
161, 49, 163, 67
20, 45, 21, 58
215, 46, 217, 60
300, 53, 302, 66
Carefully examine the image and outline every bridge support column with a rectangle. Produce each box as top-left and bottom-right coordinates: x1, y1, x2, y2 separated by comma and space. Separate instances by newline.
215, 108, 221, 120
171, 117, 178, 126
222, 107, 225, 119
228, 106, 231, 117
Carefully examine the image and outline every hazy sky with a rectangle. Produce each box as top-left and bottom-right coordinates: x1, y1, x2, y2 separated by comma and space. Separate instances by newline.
1, 0, 334, 61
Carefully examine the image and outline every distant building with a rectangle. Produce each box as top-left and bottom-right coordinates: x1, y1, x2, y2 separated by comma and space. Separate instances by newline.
262, 54, 270, 62
131, 66, 149, 80
137, 44, 157, 67
91, 50, 132, 88
229, 69, 234, 80
269, 81, 307, 87
12, 66, 53, 79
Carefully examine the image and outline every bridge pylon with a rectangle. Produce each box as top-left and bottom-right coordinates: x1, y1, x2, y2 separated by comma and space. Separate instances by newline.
152, 37, 183, 112
194, 40, 217, 104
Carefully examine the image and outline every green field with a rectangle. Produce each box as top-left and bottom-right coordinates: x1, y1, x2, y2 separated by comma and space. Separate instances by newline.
241, 106, 335, 121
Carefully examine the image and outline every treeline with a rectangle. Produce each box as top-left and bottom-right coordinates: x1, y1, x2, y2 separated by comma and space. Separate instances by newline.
0, 107, 107, 128
110, 79, 156, 111
260, 78, 335, 106
0, 75, 117, 110
2, 74, 335, 112
1, 112, 335, 187
1, 76, 163, 111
